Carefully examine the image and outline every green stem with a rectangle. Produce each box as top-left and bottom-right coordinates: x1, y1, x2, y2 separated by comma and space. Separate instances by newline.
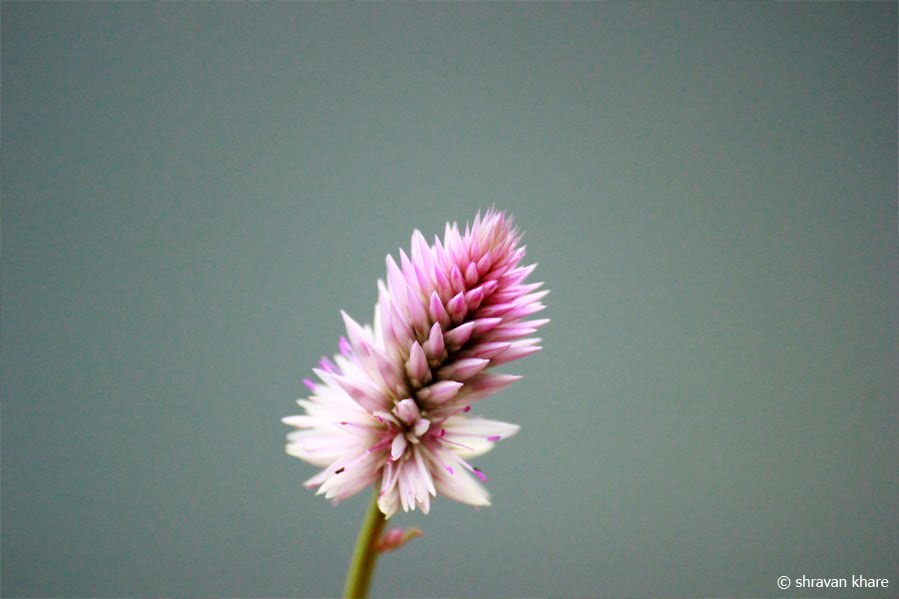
343, 487, 387, 599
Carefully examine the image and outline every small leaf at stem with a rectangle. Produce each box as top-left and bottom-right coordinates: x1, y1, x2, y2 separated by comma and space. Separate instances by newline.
375, 527, 424, 553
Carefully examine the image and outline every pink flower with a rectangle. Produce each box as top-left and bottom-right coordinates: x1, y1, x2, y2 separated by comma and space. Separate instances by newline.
283, 209, 547, 517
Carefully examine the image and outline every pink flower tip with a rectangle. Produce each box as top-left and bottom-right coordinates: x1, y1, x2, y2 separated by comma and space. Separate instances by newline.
338, 336, 352, 357
283, 209, 546, 517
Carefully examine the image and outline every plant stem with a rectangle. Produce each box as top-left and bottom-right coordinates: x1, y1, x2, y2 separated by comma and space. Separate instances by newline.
343, 487, 387, 599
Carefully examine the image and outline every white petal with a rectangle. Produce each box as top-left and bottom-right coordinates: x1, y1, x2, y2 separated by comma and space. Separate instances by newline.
442, 417, 520, 458
390, 433, 408, 461
316, 449, 382, 502
428, 451, 491, 507
378, 486, 400, 518
413, 418, 431, 437
281, 415, 316, 427
379, 460, 400, 503
413, 445, 437, 497
397, 465, 415, 512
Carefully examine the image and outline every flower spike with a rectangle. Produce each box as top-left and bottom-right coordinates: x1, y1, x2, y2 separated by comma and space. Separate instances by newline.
284, 209, 547, 517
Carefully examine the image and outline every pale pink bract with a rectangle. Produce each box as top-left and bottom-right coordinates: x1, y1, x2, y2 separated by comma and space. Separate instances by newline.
283, 209, 548, 517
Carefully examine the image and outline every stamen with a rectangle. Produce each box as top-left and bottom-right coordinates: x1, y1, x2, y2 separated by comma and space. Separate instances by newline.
438, 429, 502, 441
423, 441, 455, 475
473, 467, 488, 482
455, 455, 488, 482
373, 411, 400, 426
335, 420, 373, 432
438, 436, 475, 452
366, 437, 393, 454
429, 405, 473, 427
330, 443, 385, 478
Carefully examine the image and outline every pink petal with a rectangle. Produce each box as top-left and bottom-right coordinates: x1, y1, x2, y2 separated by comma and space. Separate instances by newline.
464, 261, 479, 286
422, 322, 446, 364
449, 264, 465, 295
404, 341, 431, 387
410, 230, 434, 273
455, 341, 512, 361
395, 398, 420, 425
450, 373, 522, 405
476, 251, 493, 275
498, 263, 537, 287
489, 338, 542, 366
464, 286, 486, 312
470, 317, 503, 335
428, 291, 451, 328
399, 248, 419, 292
433, 262, 453, 302
437, 358, 489, 382
405, 286, 429, 337
443, 321, 475, 349
418, 380, 463, 405
386, 254, 407, 299
446, 291, 468, 324
332, 373, 388, 413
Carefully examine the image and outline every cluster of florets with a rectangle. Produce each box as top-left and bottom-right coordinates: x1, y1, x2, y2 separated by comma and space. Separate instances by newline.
283, 210, 547, 517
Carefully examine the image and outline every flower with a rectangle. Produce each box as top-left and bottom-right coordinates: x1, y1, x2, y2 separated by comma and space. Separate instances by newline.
283, 209, 547, 517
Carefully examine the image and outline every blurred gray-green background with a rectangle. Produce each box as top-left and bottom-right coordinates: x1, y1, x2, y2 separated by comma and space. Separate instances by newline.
2, 3, 896, 598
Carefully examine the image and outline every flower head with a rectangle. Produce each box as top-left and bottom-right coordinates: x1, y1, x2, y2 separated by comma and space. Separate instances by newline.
283, 209, 547, 517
